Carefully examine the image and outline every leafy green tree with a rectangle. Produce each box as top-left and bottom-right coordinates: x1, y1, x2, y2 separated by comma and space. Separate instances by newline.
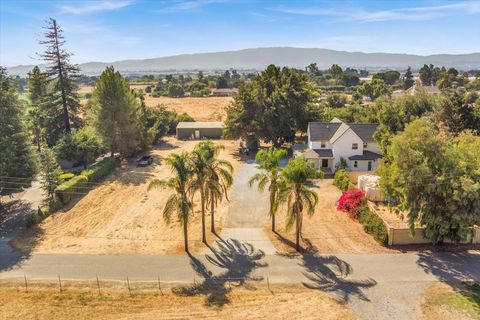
136, 97, 169, 149
327, 94, 347, 108
0, 68, 38, 204
340, 72, 360, 87
403, 67, 414, 90
434, 90, 479, 134
373, 70, 400, 85
38, 18, 81, 142
148, 152, 193, 253
278, 157, 322, 251
419, 64, 432, 86
224, 65, 317, 146
380, 118, 480, 244
167, 83, 185, 97
328, 64, 343, 83
333, 169, 352, 192
55, 127, 105, 169
189, 81, 211, 97
39, 147, 62, 199
26, 106, 44, 151
27, 66, 48, 105
249, 147, 287, 232
90, 67, 139, 157
216, 76, 228, 89
357, 79, 390, 100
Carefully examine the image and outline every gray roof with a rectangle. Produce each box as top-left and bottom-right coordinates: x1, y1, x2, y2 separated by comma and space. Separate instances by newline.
308, 122, 342, 141
176, 121, 224, 129
349, 151, 382, 160
303, 149, 333, 158
349, 124, 378, 142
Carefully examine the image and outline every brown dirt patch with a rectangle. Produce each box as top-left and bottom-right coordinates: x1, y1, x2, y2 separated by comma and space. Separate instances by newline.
12, 137, 242, 255
267, 179, 393, 254
0, 283, 356, 320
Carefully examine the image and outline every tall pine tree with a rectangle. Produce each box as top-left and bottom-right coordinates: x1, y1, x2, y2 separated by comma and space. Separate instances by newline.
38, 18, 80, 145
0, 68, 37, 206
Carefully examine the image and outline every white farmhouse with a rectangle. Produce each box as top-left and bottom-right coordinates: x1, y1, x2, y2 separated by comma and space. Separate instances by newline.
293, 118, 382, 173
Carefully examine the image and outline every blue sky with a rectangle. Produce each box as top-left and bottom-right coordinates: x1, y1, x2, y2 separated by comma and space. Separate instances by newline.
1, 0, 479, 67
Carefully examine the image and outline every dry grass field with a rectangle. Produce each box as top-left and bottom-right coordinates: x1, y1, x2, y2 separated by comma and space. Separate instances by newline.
12, 137, 242, 255
267, 179, 392, 254
145, 96, 232, 121
78, 85, 233, 121
0, 283, 356, 320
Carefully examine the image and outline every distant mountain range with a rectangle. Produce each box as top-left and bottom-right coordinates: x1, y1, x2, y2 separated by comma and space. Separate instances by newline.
7, 47, 480, 76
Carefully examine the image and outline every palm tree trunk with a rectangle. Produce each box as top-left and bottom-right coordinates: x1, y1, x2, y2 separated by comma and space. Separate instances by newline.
183, 222, 189, 253
272, 214, 275, 233
210, 190, 215, 233
201, 187, 206, 243
295, 212, 300, 252
270, 192, 276, 232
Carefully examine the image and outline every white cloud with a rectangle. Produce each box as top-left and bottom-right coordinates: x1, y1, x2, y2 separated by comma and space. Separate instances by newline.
60, 0, 134, 15
157, 0, 227, 13
274, 1, 480, 22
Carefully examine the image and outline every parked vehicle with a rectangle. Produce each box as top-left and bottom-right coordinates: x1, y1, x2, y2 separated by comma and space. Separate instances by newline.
136, 156, 154, 166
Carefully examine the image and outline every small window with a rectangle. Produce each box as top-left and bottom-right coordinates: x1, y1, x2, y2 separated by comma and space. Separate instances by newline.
354, 161, 358, 168
352, 143, 358, 150
363, 142, 368, 148
321, 141, 326, 148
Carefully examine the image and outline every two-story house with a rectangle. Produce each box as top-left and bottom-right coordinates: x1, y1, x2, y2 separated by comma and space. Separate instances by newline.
293, 118, 382, 173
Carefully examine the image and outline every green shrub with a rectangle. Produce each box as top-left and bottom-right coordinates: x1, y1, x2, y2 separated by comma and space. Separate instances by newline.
357, 206, 388, 245
334, 169, 353, 191
26, 198, 63, 227
81, 157, 116, 182
59, 173, 75, 181
55, 175, 88, 204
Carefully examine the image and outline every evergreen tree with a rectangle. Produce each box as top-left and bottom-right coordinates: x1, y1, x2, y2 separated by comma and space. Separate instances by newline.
0, 68, 37, 204
27, 66, 48, 105
38, 147, 62, 199
39, 18, 80, 144
403, 67, 414, 90
90, 67, 139, 157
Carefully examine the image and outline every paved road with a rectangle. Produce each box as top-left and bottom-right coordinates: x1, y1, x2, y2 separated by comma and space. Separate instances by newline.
2, 165, 480, 319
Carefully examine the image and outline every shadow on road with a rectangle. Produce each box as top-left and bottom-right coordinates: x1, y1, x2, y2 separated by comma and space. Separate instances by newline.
417, 251, 480, 284
173, 239, 267, 307
0, 200, 41, 271
284, 239, 377, 303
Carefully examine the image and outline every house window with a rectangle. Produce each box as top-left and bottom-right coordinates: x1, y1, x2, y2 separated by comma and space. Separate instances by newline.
321, 141, 326, 148
363, 142, 368, 148
352, 143, 358, 150
354, 161, 358, 168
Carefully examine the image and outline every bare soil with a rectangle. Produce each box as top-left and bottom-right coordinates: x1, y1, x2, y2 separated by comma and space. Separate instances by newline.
0, 283, 356, 320
12, 137, 242, 255
267, 179, 393, 254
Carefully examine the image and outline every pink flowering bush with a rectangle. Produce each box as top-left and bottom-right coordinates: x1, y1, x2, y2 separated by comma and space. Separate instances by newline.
336, 188, 366, 219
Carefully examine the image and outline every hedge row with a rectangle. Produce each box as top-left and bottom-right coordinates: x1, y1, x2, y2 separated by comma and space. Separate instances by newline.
357, 207, 389, 245
55, 157, 116, 205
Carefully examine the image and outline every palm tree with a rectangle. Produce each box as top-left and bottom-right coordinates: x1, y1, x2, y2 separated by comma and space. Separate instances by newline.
148, 152, 193, 253
190, 143, 211, 243
248, 147, 287, 232
278, 157, 322, 252
199, 141, 234, 234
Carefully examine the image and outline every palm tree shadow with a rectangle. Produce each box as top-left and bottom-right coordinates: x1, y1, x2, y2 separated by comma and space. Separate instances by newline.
173, 239, 268, 307
300, 239, 377, 303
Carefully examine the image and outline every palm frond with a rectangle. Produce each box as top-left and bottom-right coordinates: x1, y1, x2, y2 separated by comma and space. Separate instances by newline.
148, 179, 170, 191
163, 194, 178, 224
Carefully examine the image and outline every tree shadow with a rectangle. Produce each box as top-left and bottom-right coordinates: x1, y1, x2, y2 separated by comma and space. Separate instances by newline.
0, 200, 42, 271
416, 251, 480, 284
299, 239, 377, 303
173, 239, 268, 307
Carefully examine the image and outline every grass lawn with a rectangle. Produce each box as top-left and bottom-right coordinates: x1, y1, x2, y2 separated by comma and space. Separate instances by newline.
423, 282, 480, 320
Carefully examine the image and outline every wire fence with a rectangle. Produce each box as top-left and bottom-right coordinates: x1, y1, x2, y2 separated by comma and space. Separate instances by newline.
2, 274, 275, 295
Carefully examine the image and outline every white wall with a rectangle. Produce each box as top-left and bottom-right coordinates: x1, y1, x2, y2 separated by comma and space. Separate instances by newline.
364, 142, 381, 154
310, 140, 332, 149
350, 159, 379, 171
331, 129, 363, 168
